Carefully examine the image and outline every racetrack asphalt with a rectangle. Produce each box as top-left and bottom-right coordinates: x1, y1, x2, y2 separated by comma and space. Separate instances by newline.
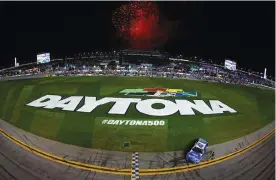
0, 119, 274, 180
139, 134, 275, 180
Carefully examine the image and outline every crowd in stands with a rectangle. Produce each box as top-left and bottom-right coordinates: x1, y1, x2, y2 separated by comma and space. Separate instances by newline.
0, 59, 275, 89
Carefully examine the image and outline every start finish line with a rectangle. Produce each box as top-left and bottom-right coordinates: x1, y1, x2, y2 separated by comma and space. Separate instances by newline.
26, 95, 237, 117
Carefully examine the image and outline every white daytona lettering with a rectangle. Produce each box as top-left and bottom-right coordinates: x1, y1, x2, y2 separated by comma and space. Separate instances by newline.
26, 95, 237, 116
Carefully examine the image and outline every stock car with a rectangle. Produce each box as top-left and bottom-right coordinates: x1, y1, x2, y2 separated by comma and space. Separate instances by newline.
186, 138, 208, 164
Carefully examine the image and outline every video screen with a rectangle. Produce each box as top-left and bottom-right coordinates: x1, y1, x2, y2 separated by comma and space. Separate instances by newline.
37, 53, 50, 64
225, 60, 236, 71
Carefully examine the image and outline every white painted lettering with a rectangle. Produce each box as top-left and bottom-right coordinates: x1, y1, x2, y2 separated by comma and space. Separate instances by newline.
154, 120, 159, 126
113, 120, 119, 125
44, 96, 83, 111
27, 95, 238, 116
130, 120, 136, 125
142, 121, 147, 125
136, 121, 142, 125
108, 98, 141, 114
160, 120, 165, 126
102, 120, 108, 124
175, 100, 214, 115
27, 95, 62, 108
107, 120, 115, 124
136, 99, 178, 116
77, 97, 115, 113
209, 100, 237, 113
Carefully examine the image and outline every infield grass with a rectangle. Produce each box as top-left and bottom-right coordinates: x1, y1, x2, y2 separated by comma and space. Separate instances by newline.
0, 76, 274, 152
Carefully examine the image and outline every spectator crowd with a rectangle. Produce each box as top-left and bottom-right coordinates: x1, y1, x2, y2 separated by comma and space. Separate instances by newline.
0, 59, 274, 89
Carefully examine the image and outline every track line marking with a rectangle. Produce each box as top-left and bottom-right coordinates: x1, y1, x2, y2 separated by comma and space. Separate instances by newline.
0, 127, 274, 176
131, 153, 133, 180
131, 152, 139, 180
139, 129, 275, 175
0, 128, 130, 175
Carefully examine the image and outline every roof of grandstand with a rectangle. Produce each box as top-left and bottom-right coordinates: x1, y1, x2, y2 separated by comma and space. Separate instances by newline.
120, 49, 165, 57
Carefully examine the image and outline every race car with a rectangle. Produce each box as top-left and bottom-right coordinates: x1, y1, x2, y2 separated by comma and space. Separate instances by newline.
186, 138, 208, 164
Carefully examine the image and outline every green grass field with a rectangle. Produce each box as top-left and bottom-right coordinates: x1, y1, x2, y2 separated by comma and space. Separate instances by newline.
0, 76, 274, 152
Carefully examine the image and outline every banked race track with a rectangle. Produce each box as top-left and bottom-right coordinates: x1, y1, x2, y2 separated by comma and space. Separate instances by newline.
0, 74, 275, 180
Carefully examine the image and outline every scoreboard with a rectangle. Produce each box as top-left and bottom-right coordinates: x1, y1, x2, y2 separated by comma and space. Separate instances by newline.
37, 53, 50, 64
225, 59, 236, 71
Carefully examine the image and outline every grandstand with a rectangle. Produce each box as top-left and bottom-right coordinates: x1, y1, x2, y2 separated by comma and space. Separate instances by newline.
119, 49, 169, 66
0, 52, 275, 89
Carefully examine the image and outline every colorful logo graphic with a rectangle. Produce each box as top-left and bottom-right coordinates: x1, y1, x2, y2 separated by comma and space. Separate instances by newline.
119, 88, 197, 97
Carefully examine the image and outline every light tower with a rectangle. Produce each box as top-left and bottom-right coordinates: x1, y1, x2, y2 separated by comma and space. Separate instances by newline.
264, 68, 267, 79
14, 57, 17, 67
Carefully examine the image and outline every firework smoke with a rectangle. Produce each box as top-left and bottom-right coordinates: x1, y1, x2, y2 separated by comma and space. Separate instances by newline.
112, 1, 168, 50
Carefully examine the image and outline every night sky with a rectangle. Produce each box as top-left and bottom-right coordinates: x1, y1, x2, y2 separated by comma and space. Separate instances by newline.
0, 2, 275, 77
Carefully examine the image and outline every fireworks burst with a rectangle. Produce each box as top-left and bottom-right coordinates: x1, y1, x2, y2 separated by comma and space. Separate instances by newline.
112, 1, 165, 49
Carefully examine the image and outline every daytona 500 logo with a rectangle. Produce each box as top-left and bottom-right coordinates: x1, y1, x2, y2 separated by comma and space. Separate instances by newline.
26, 95, 237, 116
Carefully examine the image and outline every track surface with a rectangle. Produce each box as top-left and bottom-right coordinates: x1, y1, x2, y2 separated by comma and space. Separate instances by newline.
0, 123, 274, 180
140, 135, 275, 180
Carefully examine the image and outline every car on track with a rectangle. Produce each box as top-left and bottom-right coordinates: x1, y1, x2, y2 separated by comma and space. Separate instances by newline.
186, 138, 208, 164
